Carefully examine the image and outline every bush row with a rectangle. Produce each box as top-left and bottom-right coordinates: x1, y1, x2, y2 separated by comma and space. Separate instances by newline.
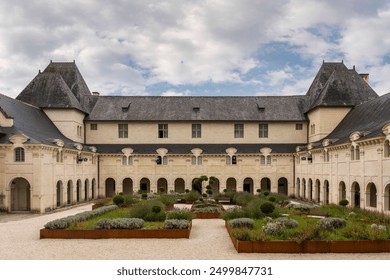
95, 218, 144, 229
163, 219, 190, 229
44, 205, 119, 229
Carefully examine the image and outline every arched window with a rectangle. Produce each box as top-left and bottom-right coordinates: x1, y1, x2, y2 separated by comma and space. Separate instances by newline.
355, 146, 360, 160
15, 147, 25, 162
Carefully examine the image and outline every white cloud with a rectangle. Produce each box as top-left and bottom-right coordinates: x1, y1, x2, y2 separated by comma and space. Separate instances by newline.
0, 0, 389, 97
161, 90, 190, 96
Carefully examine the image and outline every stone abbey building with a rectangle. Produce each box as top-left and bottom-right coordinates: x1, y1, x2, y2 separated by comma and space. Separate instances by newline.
0, 61, 389, 213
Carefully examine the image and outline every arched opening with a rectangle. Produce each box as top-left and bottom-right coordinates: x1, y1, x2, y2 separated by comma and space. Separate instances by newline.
210, 178, 220, 194
302, 178, 306, 199
260, 177, 271, 192
243, 177, 254, 194
174, 178, 185, 193
67, 180, 73, 204
324, 180, 330, 204
278, 177, 288, 195
296, 178, 300, 198
91, 178, 96, 199
105, 178, 116, 197
157, 178, 168, 193
315, 179, 321, 203
384, 184, 390, 211
308, 179, 313, 200
351, 182, 360, 208
10, 178, 31, 211
76, 180, 82, 202
339, 181, 346, 202
123, 178, 133, 194
140, 178, 150, 193
56, 181, 63, 207
84, 179, 89, 201
226, 178, 237, 192
366, 183, 377, 208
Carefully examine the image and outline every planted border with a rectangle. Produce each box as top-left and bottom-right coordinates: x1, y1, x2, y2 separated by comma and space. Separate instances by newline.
40, 222, 191, 239
225, 221, 390, 253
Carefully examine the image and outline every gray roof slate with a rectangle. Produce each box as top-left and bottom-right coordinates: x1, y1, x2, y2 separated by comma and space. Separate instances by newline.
316, 92, 390, 145
304, 62, 378, 112
0, 93, 89, 150
16, 62, 91, 113
86, 95, 307, 121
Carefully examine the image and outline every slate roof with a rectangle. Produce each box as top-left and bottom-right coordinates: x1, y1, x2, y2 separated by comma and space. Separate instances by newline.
0, 93, 90, 150
304, 62, 378, 113
93, 143, 302, 154
16, 62, 92, 113
86, 95, 307, 121
321, 92, 390, 145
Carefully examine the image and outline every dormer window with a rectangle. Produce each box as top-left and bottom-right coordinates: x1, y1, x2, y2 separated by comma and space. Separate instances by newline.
323, 150, 330, 162
226, 155, 237, 165
260, 155, 271, 165
156, 155, 168, 165
191, 156, 202, 165
122, 156, 133, 166
350, 145, 360, 161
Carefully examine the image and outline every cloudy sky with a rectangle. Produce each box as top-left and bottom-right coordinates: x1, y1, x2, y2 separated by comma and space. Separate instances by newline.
1, 0, 390, 98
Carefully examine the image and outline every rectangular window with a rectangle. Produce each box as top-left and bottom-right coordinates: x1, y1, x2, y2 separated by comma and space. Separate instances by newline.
15, 147, 25, 162
90, 123, 98, 130
259, 124, 268, 138
158, 124, 168, 138
118, 124, 128, 138
296, 123, 303, 130
234, 124, 244, 138
192, 124, 201, 138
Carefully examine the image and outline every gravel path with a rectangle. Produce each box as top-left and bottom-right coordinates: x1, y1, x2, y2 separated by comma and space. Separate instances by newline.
1, 204, 390, 260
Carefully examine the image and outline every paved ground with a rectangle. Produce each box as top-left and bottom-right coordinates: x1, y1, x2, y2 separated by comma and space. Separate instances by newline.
1, 203, 390, 260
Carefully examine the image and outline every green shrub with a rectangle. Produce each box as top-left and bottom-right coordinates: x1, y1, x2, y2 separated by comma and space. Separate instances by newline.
317, 217, 346, 230
192, 206, 222, 213
144, 211, 166, 222
232, 227, 252, 241
233, 192, 255, 206
94, 218, 144, 229
222, 207, 248, 220
244, 197, 267, 219
274, 217, 299, 229
263, 191, 270, 196
288, 203, 310, 213
163, 219, 190, 229
268, 196, 276, 202
123, 194, 138, 206
113, 194, 125, 206
341, 223, 370, 240
152, 205, 162, 213
260, 202, 275, 214
229, 218, 254, 229
183, 191, 201, 201
262, 222, 284, 236
141, 193, 148, 199
339, 199, 349, 206
158, 194, 176, 206
166, 208, 193, 221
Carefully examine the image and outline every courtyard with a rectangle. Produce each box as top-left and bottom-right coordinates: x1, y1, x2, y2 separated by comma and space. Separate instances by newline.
1, 203, 390, 260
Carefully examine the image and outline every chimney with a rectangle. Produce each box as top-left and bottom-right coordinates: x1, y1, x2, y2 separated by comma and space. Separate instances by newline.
92, 92, 100, 96
359, 73, 369, 83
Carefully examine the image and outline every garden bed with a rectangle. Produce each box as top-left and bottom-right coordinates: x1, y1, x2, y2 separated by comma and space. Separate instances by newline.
225, 221, 390, 253
40, 222, 191, 239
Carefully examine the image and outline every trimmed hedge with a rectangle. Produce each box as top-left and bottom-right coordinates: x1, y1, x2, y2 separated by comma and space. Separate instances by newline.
94, 218, 144, 229
229, 218, 254, 229
44, 205, 119, 229
164, 219, 190, 229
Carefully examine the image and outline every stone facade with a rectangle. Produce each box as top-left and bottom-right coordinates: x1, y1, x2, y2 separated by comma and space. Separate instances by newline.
0, 60, 388, 214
